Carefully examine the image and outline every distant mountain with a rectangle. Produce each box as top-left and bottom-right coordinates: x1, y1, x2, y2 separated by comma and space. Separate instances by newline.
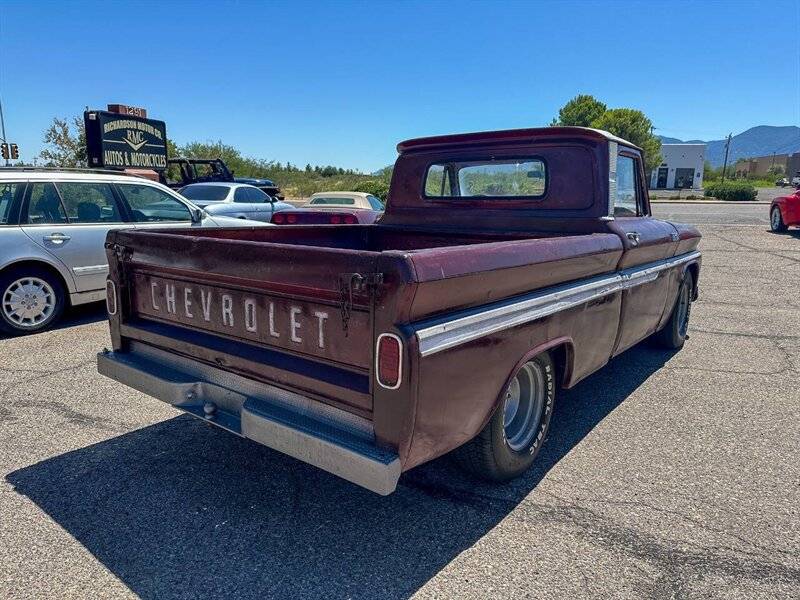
659, 125, 800, 166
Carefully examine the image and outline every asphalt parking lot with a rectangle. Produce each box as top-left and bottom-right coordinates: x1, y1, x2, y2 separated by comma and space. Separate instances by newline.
1, 203, 798, 599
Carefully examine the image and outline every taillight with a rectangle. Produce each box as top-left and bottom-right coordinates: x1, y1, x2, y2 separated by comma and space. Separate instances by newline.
106, 279, 117, 315
272, 213, 285, 224
376, 333, 402, 389
344, 214, 357, 224
330, 215, 342, 224
286, 213, 298, 224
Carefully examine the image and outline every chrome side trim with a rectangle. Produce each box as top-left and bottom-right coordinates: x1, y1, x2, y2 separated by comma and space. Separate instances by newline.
72, 264, 109, 276
415, 251, 700, 357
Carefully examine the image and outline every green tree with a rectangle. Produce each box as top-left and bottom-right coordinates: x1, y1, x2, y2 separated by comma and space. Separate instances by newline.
551, 94, 607, 127
591, 108, 662, 173
39, 116, 87, 167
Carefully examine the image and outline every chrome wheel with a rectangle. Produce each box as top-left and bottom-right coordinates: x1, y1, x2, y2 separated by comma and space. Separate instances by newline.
771, 208, 783, 231
503, 361, 546, 452
677, 281, 691, 338
2, 277, 56, 329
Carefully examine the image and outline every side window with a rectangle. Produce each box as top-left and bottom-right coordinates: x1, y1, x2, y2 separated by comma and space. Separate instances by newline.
0, 182, 22, 224
56, 182, 121, 223
367, 195, 384, 210
26, 183, 68, 224
613, 156, 640, 217
233, 187, 250, 203
248, 187, 269, 202
117, 184, 192, 222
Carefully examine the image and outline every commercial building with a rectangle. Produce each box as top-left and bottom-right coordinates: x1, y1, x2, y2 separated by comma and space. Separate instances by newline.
649, 144, 706, 190
734, 154, 790, 178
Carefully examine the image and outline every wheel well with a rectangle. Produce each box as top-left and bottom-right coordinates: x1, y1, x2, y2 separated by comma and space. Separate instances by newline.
0, 261, 72, 305
548, 342, 574, 389
686, 263, 699, 300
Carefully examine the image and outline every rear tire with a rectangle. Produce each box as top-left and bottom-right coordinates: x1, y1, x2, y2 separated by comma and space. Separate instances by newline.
0, 266, 66, 335
770, 207, 787, 232
653, 272, 693, 349
454, 352, 555, 482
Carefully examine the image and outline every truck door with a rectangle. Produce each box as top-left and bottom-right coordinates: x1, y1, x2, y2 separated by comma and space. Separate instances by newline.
609, 151, 679, 355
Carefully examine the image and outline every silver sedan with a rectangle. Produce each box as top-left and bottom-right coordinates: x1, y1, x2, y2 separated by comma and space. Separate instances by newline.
0, 170, 270, 335
179, 182, 294, 222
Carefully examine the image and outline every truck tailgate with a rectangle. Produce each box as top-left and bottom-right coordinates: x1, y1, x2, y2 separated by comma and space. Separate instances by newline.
108, 229, 381, 415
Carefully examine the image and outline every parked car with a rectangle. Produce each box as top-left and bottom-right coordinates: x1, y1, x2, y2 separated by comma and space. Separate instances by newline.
272, 191, 384, 225
162, 158, 285, 198
98, 127, 701, 495
792, 172, 800, 187
0, 169, 270, 335
770, 187, 800, 232
179, 183, 293, 222
234, 177, 285, 200
307, 191, 385, 210
775, 178, 790, 187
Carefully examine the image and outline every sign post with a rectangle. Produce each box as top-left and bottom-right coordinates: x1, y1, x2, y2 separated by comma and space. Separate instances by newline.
84, 110, 168, 171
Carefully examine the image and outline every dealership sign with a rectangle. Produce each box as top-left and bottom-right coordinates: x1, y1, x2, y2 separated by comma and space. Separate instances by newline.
84, 110, 168, 170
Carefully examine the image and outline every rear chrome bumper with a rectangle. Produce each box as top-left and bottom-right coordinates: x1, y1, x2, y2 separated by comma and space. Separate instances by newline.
97, 342, 400, 495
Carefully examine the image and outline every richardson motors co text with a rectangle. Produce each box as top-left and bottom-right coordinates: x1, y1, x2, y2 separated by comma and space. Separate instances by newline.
102, 118, 167, 169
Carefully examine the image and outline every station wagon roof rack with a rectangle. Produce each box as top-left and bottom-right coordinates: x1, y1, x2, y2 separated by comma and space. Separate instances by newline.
0, 166, 140, 176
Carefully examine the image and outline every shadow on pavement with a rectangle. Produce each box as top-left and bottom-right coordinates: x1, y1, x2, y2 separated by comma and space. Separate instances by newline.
55, 301, 108, 330
0, 302, 107, 340
7, 344, 675, 599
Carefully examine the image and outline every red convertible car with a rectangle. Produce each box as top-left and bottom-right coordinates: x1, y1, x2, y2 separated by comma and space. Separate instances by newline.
770, 188, 800, 232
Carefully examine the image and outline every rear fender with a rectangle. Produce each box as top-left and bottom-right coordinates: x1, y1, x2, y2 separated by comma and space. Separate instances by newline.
482, 336, 575, 430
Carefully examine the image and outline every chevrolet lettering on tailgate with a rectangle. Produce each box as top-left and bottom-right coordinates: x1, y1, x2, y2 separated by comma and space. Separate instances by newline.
134, 273, 370, 366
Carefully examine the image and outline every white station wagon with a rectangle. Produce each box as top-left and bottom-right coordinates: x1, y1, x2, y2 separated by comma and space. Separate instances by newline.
0, 169, 269, 335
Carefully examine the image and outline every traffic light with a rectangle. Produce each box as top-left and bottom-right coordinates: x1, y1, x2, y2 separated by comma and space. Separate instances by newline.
0, 143, 8, 160
10, 144, 18, 160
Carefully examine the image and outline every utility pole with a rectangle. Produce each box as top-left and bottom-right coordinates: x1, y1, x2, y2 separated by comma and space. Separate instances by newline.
721, 133, 732, 183
0, 94, 8, 166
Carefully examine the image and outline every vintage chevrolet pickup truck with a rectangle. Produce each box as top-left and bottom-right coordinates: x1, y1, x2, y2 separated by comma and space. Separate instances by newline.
97, 127, 701, 495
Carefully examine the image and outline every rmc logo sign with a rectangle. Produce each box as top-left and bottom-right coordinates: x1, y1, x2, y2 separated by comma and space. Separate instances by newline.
84, 110, 168, 170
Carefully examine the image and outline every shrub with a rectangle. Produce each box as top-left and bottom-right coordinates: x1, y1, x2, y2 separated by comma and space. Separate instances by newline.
703, 182, 757, 201
352, 179, 390, 200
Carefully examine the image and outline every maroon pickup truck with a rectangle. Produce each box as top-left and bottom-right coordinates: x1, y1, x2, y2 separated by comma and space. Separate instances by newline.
98, 127, 701, 495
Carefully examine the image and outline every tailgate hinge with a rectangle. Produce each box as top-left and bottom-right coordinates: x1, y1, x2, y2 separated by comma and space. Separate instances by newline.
338, 272, 384, 337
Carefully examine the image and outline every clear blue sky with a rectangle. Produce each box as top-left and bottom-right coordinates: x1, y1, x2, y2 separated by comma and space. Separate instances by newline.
1, 0, 798, 172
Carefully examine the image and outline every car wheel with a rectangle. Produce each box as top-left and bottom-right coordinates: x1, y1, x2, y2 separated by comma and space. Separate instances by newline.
653, 272, 693, 349
453, 352, 555, 481
0, 267, 66, 335
770, 206, 787, 232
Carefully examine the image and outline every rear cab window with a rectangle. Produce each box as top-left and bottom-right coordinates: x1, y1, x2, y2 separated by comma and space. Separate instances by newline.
424, 158, 546, 199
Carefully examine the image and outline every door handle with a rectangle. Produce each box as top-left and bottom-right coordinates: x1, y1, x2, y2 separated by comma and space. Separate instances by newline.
626, 232, 641, 246
43, 233, 71, 244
